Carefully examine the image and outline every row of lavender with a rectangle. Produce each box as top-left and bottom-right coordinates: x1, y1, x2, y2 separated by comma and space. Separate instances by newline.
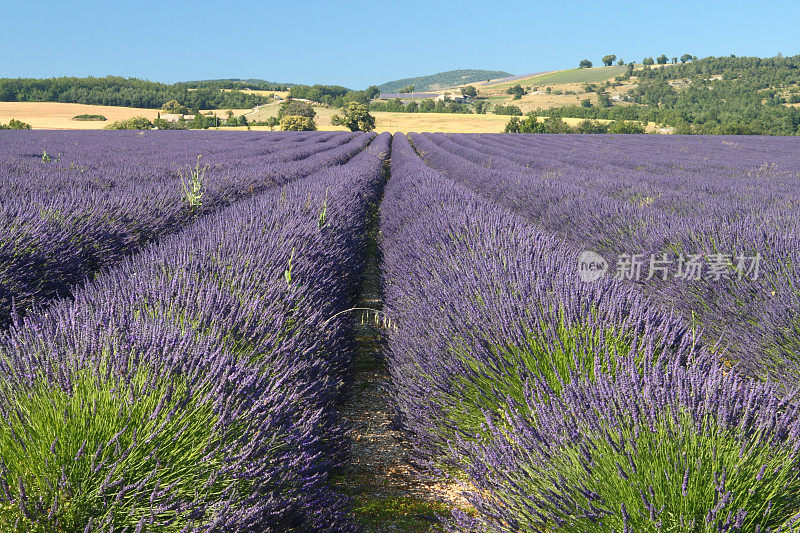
0, 132, 390, 531
383, 133, 800, 531
0, 130, 372, 328
410, 132, 800, 386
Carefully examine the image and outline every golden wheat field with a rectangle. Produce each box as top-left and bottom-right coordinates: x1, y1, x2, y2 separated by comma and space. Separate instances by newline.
0, 102, 252, 130
1, 101, 668, 133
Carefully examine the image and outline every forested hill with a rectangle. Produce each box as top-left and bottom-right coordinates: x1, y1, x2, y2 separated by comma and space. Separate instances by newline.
0, 76, 281, 110
378, 69, 513, 93
542, 55, 800, 135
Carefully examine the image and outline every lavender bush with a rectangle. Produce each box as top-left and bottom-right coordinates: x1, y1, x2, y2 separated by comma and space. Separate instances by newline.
450, 355, 800, 532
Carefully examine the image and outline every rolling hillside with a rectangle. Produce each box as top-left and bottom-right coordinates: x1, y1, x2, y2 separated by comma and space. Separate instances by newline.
378, 69, 512, 93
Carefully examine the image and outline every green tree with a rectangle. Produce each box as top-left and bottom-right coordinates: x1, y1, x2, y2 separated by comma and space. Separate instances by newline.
419, 99, 435, 112
505, 115, 546, 133
330, 102, 375, 132
493, 104, 522, 116
1, 118, 32, 129
265, 116, 280, 130
506, 84, 525, 99
277, 99, 316, 119
461, 85, 478, 98
473, 101, 486, 114
602, 54, 617, 66
608, 120, 646, 133
680, 53, 693, 63
579, 59, 593, 68
643, 57, 655, 65
617, 59, 625, 66
597, 93, 612, 107
656, 54, 668, 65
365, 85, 380, 99
580, 98, 592, 107
161, 100, 188, 114
574, 119, 610, 133
280, 115, 316, 131
398, 85, 415, 93
672, 57, 678, 64
405, 101, 419, 112
104, 116, 153, 130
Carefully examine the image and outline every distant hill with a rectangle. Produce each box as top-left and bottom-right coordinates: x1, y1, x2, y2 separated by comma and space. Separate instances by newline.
378, 69, 513, 93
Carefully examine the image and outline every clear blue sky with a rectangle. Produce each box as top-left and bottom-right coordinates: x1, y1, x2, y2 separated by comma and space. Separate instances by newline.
2, 0, 798, 89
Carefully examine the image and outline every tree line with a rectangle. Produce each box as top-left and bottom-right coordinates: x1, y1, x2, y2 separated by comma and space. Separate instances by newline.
286, 85, 380, 107
0, 77, 273, 110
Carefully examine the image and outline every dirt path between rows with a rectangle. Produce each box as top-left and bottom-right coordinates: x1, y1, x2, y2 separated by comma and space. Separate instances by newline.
333, 168, 470, 532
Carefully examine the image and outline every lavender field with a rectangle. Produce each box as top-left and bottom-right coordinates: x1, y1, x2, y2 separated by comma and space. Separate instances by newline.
1, 130, 799, 531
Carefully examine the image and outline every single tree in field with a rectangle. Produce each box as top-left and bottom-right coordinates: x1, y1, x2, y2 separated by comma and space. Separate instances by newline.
617, 59, 625, 66
672, 57, 678, 64
461, 85, 478, 98
280, 115, 316, 131
277, 99, 316, 119
398, 85, 415, 94
506, 84, 525, 99
330, 102, 375, 132
579, 59, 593, 68
680, 53, 693, 63
656, 54, 668, 65
602, 54, 617, 66
642, 57, 655, 65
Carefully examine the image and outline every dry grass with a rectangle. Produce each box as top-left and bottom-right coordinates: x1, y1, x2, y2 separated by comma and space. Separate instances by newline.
0, 102, 252, 129
478, 79, 638, 112
240, 105, 513, 133
4, 101, 668, 134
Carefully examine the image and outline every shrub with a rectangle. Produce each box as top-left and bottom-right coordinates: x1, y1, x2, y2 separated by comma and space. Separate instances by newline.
453, 356, 800, 532
280, 115, 317, 131
152, 118, 187, 130
608, 120, 646, 134
505, 116, 545, 133
493, 104, 522, 116
0, 119, 32, 129
103, 116, 153, 130
506, 84, 525, 99
574, 119, 610, 133
0, 366, 237, 531
72, 114, 107, 121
